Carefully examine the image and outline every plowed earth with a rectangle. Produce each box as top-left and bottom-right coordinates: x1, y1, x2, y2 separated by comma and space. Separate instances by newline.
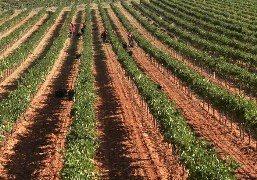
0, 10, 82, 179
0, 11, 69, 101
107, 5, 257, 179
93, 8, 187, 180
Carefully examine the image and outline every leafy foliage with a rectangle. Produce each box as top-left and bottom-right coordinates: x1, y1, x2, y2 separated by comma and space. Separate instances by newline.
0, 7, 75, 140
101, 4, 236, 179
121, 1, 257, 136
61, 5, 98, 179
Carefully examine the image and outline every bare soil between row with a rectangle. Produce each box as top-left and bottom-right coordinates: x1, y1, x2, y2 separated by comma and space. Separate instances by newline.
0, 10, 83, 179
93, 8, 186, 180
108, 5, 257, 179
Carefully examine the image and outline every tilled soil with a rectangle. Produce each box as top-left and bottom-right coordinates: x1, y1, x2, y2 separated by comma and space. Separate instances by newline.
93, 8, 186, 180
116, 3, 257, 146
118, 2, 257, 103
116, 3, 257, 144
0, 11, 82, 179
0, 12, 49, 60
107, 7, 257, 179
0, 11, 69, 101
0, 10, 23, 26
0, 8, 42, 39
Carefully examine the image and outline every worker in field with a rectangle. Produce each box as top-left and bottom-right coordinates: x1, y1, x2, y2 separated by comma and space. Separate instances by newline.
112, 29, 118, 36
128, 32, 135, 47
81, 22, 86, 34
69, 22, 75, 38
101, 30, 108, 43
76, 22, 86, 39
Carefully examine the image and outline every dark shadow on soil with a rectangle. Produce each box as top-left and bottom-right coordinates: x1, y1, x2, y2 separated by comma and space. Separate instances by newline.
92, 9, 144, 180
0, 12, 69, 101
2, 11, 82, 179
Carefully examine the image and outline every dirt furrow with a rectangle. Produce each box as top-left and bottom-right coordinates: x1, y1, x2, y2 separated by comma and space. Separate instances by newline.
118, 3, 257, 103
0, 10, 22, 26
107, 7, 257, 179
0, 12, 50, 60
104, 45, 187, 179
0, 11, 82, 179
94, 8, 186, 180
117, 0, 257, 149
0, 11, 68, 101
0, 8, 41, 39
117, 2, 257, 150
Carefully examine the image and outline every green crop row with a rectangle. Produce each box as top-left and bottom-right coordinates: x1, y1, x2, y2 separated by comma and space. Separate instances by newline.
101, 4, 236, 179
61, 6, 98, 179
0, 0, 85, 10
131, 1, 257, 99
159, 1, 257, 45
0, 9, 29, 32
154, 0, 257, 55
0, 7, 75, 140
0, 9, 14, 20
119, 1, 257, 137
0, 9, 46, 53
0, 9, 60, 79
203, 0, 257, 18
166, 0, 257, 35
143, 0, 257, 68
175, 0, 257, 32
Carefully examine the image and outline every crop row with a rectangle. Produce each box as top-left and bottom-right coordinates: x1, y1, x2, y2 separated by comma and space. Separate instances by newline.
0, 9, 60, 79
169, 0, 257, 35
164, 0, 257, 45
143, 0, 257, 69
61, 6, 98, 179
101, 4, 236, 179
155, 0, 257, 55
0, 7, 75, 140
0, 9, 14, 20
179, 0, 257, 27
0, 9, 46, 53
204, 0, 257, 18
190, 0, 257, 20
1, 0, 88, 10
0, 9, 29, 32
120, 1, 257, 138
131, 1, 257, 100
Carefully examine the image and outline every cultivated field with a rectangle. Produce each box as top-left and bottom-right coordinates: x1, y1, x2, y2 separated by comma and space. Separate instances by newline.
0, 0, 257, 179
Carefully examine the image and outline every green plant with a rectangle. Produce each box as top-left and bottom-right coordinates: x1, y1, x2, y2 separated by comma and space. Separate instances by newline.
61, 5, 98, 179
101, 4, 236, 179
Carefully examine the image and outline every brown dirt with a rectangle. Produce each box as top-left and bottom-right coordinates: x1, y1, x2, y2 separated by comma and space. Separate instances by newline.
0, 10, 69, 101
0, 13, 49, 60
118, 2, 257, 104
107, 7, 257, 179
0, 10, 83, 179
93, 8, 186, 180
117, 1, 257, 147
116, 3, 257, 148
0, 8, 42, 39
0, 10, 23, 26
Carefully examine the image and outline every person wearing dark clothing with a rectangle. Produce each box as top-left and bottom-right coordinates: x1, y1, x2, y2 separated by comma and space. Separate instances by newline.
81, 22, 86, 34
128, 32, 135, 47
101, 30, 108, 43
69, 22, 75, 37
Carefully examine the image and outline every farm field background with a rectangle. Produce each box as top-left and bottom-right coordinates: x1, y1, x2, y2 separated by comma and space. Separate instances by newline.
0, 0, 257, 179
